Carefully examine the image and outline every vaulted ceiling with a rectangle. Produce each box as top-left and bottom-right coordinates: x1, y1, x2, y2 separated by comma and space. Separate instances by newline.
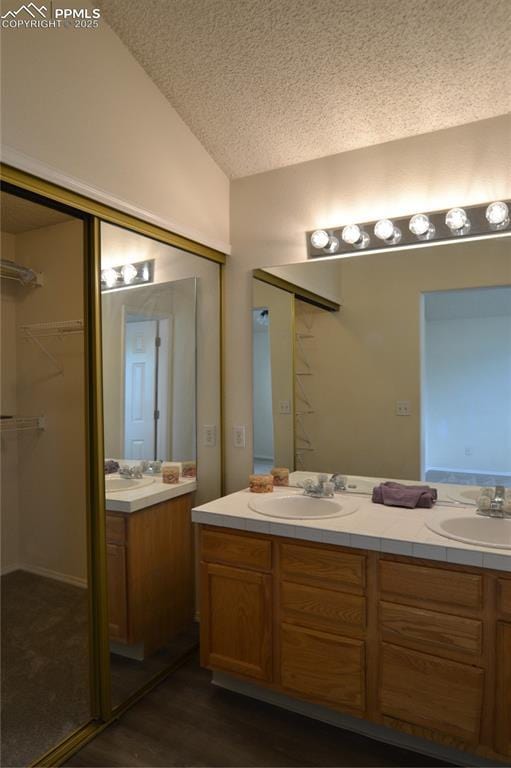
99, 0, 511, 179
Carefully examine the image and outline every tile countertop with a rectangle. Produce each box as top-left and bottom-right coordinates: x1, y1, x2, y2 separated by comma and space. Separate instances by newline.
106, 476, 196, 513
192, 486, 511, 572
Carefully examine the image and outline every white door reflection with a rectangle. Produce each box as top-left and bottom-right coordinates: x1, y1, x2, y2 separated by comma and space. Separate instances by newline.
124, 313, 171, 460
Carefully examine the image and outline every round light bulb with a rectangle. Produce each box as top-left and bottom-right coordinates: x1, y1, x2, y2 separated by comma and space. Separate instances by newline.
310, 229, 330, 249
486, 201, 509, 226
342, 224, 362, 245
374, 219, 396, 241
445, 207, 469, 232
323, 235, 339, 254
121, 263, 138, 284
409, 214, 430, 236
102, 268, 118, 288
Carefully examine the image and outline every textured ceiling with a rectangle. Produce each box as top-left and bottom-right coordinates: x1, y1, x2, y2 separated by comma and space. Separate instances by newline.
1, 192, 73, 234
99, 0, 511, 178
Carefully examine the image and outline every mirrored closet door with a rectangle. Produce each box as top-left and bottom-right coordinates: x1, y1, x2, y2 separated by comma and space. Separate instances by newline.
100, 222, 221, 709
0, 190, 93, 766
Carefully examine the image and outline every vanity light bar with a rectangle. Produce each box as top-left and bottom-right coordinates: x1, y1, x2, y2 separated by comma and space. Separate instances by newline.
307, 200, 511, 259
101, 259, 155, 291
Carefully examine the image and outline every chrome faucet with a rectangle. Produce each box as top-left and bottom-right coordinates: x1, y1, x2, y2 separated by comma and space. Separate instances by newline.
330, 474, 348, 492
119, 464, 143, 480
140, 460, 162, 475
477, 486, 510, 518
301, 474, 335, 498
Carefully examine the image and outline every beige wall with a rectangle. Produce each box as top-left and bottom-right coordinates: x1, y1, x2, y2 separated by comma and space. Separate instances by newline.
253, 281, 294, 470
226, 115, 511, 492
101, 223, 221, 504
1, 232, 20, 572
295, 237, 511, 480
0, 2, 229, 253
1, 220, 88, 584
266, 262, 342, 304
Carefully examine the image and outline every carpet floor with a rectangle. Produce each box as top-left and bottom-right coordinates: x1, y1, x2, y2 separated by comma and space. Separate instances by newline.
1, 571, 90, 768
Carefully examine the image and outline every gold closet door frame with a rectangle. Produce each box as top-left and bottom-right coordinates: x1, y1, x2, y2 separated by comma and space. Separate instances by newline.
0, 164, 226, 767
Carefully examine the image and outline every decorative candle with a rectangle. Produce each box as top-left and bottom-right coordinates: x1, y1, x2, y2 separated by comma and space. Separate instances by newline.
182, 461, 197, 478
271, 467, 289, 487
249, 474, 274, 493
162, 465, 180, 484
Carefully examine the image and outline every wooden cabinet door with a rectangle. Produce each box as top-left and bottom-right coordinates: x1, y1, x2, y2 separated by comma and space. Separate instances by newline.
280, 623, 365, 713
200, 562, 272, 681
496, 623, 511, 757
380, 643, 484, 744
107, 543, 128, 642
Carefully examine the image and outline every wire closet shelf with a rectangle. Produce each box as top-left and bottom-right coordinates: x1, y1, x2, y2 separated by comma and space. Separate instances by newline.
0, 416, 46, 433
19, 320, 84, 373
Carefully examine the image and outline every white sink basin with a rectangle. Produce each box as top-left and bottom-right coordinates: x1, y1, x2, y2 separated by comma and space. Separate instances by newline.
248, 494, 357, 520
105, 476, 155, 493
427, 509, 511, 550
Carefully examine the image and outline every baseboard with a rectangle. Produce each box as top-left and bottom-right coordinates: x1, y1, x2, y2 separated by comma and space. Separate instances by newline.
11, 563, 88, 588
110, 640, 145, 661
212, 672, 504, 768
1, 563, 21, 576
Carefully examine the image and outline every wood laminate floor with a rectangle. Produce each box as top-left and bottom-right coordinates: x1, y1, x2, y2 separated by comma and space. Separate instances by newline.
67, 655, 450, 768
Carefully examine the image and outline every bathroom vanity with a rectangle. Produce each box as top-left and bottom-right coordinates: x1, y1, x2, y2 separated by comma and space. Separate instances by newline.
193, 489, 511, 764
106, 479, 196, 656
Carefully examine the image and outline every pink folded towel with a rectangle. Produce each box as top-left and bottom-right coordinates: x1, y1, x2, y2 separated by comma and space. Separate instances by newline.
372, 481, 437, 509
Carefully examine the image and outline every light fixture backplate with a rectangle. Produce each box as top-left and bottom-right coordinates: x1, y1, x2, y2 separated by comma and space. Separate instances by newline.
307, 200, 511, 259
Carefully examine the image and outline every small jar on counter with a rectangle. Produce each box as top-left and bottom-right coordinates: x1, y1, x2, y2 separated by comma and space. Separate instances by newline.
271, 467, 289, 487
162, 465, 180, 484
249, 474, 274, 493
182, 461, 197, 478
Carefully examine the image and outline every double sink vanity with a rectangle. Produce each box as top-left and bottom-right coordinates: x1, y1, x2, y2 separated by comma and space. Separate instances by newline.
192, 479, 511, 765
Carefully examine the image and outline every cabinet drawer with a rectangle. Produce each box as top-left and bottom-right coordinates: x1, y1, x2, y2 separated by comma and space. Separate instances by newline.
380, 601, 482, 657
498, 579, 511, 618
281, 623, 365, 712
106, 514, 126, 545
380, 643, 484, 743
280, 542, 365, 592
201, 528, 271, 571
281, 581, 366, 634
379, 560, 482, 611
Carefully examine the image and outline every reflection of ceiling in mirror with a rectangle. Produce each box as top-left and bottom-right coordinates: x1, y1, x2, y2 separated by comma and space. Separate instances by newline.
0, 192, 73, 234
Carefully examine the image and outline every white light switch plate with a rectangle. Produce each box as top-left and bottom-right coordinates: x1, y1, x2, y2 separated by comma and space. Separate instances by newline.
279, 400, 291, 414
396, 400, 411, 416
203, 425, 216, 447
233, 425, 246, 449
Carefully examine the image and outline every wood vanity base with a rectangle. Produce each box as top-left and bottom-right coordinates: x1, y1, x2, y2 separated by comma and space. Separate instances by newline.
198, 525, 511, 763
107, 494, 194, 655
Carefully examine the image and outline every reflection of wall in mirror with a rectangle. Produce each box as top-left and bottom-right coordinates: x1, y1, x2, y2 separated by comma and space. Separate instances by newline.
281, 236, 511, 481
253, 280, 294, 471
101, 223, 220, 503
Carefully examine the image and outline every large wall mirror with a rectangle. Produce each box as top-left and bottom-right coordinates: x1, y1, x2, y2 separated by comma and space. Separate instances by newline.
101, 222, 221, 709
253, 236, 511, 500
